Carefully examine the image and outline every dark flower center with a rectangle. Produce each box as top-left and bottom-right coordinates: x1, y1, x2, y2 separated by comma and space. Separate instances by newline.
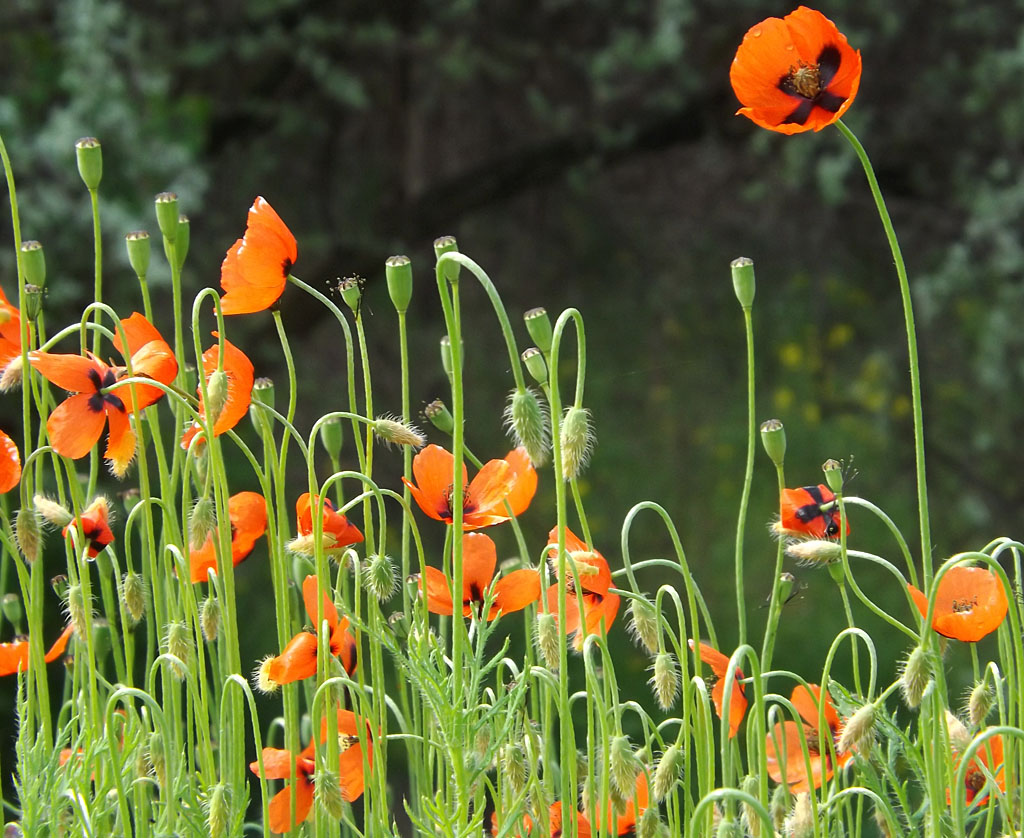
778, 45, 846, 126
441, 483, 474, 519
86, 366, 126, 414
952, 596, 978, 614
789, 64, 822, 98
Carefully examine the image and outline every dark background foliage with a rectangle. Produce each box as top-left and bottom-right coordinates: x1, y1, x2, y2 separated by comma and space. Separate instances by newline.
2, 0, 1022, 809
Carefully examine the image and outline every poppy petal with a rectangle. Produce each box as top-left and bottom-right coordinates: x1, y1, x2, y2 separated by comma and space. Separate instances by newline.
909, 566, 1008, 642
462, 532, 498, 601
251, 747, 297, 780
104, 404, 137, 476
465, 458, 515, 519
503, 446, 537, 516
28, 351, 101, 393
202, 336, 255, 436
302, 574, 339, 632
0, 429, 22, 493
421, 566, 455, 616
267, 775, 314, 834
268, 632, 318, 685
220, 197, 297, 316
43, 625, 74, 663
46, 394, 106, 460
489, 569, 541, 619
407, 445, 467, 521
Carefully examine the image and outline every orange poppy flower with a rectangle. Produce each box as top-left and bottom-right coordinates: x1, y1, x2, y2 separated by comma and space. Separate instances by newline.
778, 484, 849, 540
264, 575, 357, 687
504, 446, 538, 515
111, 312, 179, 410
545, 527, 620, 650
0, 285, 23, 389
188, 491, 267, 583
690, 640, 748, 738
63, 497, 114, 559
731, 7, 861, 134
766, 684, 851, 792
547, 802, 592, 838
289, 492, 363, 556
0, 429, 21, 493
0, 624, 73, 676
180, 334, 255, 450
954, 734, 1005, 807
220, 197, 297, 315
592, 773, 649, 835
908, 566, 1008, 643
421, 532, 540, 619
403, 444, 519, 530
250, 708, 370, 833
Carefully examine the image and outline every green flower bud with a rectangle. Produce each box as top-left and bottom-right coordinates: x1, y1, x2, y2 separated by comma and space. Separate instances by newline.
653, 743, 683, 801
650, 652, 679, 711
373, 416, 426, 449
535, 612, 559, 670
505, 387, 549, 467
521, 347, 548, 385
66, 584, 89, 638
1, 593, 23, 627
19, 241, 45, 288
626, 597, 660, 654
385, 254, 413, 314
433, 235, 460, 283
122, 571, 146, 625
900, 645, 930, 709
523, 307, 553, 354
189, 496, 217, 552
92, 617, 111, 662
730, 256, 755, 308
207, 783, 230, 838
166, 620, 192, 679
364, 553, 397, 602
609, 735, 639, 799
154, 192, 179, 242
559, 405, 594, 481
205, 369, 229, 427
967, 679, 994, 728
760, 419, 786, 467
75, 137, 103, 191
338, 276, 364, 314
125, 231, 151, 279
320, 416, 344, 461
15, 507, 41, 563
424, 399, 454, 435
500, 743, 529, 796
23, 285, 44, 321
200, 596, 221, 642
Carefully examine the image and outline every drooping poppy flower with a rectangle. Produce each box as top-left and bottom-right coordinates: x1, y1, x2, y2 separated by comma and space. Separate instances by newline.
730, 7, 862, 135
545, 527, 620, 650
766, 684, 851, 792
286, 492, 363, 557
180, 334, 255, 450
403, 444, 518, 530
420, 532, 540, 620
954, 734, 1005, 807
260, 575, 357, 688
0, 624, 73, 676
249, 708, 370, 833
188, 491, 267, 583
219, 197, 297, 316
0, 285, 23, 391
592, 773, 649, 836
777, 484, 849, 540
690, 640, 748, 738
0, 429, 21, 493
63, 497, 114, 559
908, 566, 1008, 643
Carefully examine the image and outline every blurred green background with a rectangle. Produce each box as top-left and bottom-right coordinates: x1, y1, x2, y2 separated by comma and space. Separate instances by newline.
2, 0, 1022, 807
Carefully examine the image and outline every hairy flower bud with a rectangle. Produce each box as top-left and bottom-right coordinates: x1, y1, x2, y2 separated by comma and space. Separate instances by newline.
944, 710, 971, 754
373, 416, 426, 449
316, 768, 346, 821
205, 369, 229, 428
650, 652, 679, 711
148, 731, 167, 790
627, 597, 660, 654
559, 405, 594, 481
838, 700, 876, 756
123, 571, 146, 625
500, 743, 529, 796
66, 584, 89, 638
364, 553, 397, 602
637, 807, 665, 838
505, 388, 549, 466
166, 621, 192, 679
740, 775, 762, 838
200, 596, 221, 642
783, 793, 813, 838
900, 645, 930, 709
785, 539, 842, 566
15, 507, 41, 563
34, 494, 72, 528
967, 680, 994, 728
206, 783, 230, 838
536, 612, 560, 670
189, 496, 216, 552
653, 743, 683, 801
609, 735, 640, 799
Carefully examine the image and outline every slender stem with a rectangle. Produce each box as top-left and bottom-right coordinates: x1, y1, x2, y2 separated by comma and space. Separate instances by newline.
836, 119, 931, 583
734, 305, 755, 645
89, 187, 102, 356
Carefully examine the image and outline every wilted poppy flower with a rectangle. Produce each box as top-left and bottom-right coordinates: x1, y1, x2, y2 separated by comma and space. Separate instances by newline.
287, 493, 363, 557
188, 491, 267, 583
259, 575, 356, 689
420, 532, 540, 620
220, 197, 297, 316
731, 7, 861, 134
777, 484, 849, 540
954, 734, 1005, 807
0, 286, 23, 390
908, 566, 1008, 643
766, 683, 851, 792
403, 444, 519, 530
593, 773, 649, 835
63, 497, 114, 558
180, 334, 255, 450
0, 624, 73, 676
30, 315, 176, 476
250, 707, 370, 833
545, 527, 620, 650
690, 640, 748, 738
0, 429, 21, 493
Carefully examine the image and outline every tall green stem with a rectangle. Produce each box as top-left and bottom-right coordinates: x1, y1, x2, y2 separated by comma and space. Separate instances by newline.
734, 305, 755, 645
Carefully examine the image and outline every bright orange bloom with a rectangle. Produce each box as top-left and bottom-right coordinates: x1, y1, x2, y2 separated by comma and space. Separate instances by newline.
908, 566, 1008, 643
778, 484, 849, 539
766, 684, 851, 792
0, 624, 73, 676
547, 802, 592, 838
545, 527, 620, 650
504, 446, 538, 515
250, 708, 370, 833
180, 334, 255, 450
0, 429, 21, 493
731, 7, 861, 134
30, 315, 175, 475
189, 491, 267, 583
293, 492, 363, 554
403, 444, 520, 530
63, 497, 114, 559
220, 197, 297, 315
265, 575, 357, 686
690, 640, 748, 738
954, 734, 1005, 807
421, 532, 540, 620
592, 773, 649, 835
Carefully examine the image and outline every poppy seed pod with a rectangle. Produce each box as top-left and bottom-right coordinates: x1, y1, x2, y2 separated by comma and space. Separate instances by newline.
15, 507, 41, 563
730, 257, 755, 308
439, 335, 457, 378
75, 137, 102, 190
652, 743, 683, 802
822, 459, 844, 494
560, 405, 594, 481
385, 254, 413, 314
524, 307, 553, 354
760, 419, 786, 467
320, 416, 344, 460
424, 399, 454, 435
338, 276, 363, 314
505, 387, 549, 467
173, 215, 190, 271
20, 241, 45, 288
207, 783, 230, 838
23, 285, 44, 321
433, 235, 460, 282
1, 593, 22, 626
521, 346, 548, 385
125, 231, 151, 279
154, 192, 179, 242
250, 377, 275, 425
